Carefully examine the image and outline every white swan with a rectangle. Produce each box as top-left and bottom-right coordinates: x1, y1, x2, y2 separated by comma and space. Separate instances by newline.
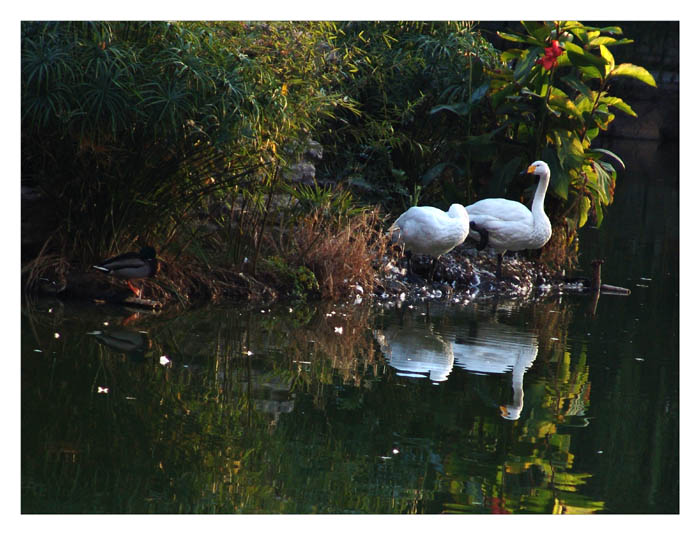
389, 204, 470, 281
467, 161, 552, 278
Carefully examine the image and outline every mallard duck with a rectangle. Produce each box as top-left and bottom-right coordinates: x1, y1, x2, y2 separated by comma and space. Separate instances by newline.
467, 161, 552, 279
389, 204, 470, 282
92, 246, 158, 297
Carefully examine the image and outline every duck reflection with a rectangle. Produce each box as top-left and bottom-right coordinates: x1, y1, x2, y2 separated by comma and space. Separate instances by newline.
87, 328, 151, 362
375, 310, 538, 420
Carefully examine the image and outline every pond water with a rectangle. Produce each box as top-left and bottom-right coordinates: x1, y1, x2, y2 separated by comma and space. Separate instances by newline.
21, 140, 679, 514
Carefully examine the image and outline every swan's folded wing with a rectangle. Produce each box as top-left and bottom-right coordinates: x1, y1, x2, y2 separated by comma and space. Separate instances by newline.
468, 198, 532, 222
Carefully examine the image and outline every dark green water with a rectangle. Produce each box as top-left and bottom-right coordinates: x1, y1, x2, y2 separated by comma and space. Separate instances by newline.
21, 140, 678, 514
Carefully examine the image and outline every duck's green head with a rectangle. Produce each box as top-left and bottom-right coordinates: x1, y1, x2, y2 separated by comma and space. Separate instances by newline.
139, 246, 157, 260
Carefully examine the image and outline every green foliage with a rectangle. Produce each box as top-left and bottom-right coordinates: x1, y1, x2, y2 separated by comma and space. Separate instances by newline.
313, 22, 501, 210
310, 21, 656, 264
483, 21, 655, 236
21, 21, 353, 263
21, 20, 659, 279
264, 256, 320, 301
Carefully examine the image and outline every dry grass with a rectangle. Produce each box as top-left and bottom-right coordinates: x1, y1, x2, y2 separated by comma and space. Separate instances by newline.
20, 200, 405, 306
269, 206, 391, 301
21, 238, 70, 294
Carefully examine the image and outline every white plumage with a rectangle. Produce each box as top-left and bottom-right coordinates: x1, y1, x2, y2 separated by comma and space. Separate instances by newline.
467, 160, 552, 277
390, 203, 470, 280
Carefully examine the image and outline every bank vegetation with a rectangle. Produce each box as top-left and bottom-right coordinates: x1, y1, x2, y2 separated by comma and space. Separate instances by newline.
21, 21, 655, 305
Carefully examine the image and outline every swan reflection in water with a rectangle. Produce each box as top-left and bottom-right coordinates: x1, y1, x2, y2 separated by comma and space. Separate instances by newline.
374, 324, 454, 383
452, 323, 538, 420
375, 312, 538, 420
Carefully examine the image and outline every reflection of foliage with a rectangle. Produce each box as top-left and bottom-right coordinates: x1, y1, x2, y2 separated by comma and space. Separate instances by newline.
23, 297, 668, 514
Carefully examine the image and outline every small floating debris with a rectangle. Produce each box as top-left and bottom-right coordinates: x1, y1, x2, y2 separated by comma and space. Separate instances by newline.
159, 356, 171, 366
53, 332, 60, 339
97, 386, 109, 394
33, 349, 42, 353
334, 326, 344, 335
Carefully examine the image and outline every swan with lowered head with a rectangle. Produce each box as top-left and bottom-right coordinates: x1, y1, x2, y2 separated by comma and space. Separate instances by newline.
467, 160, 552, 278
389, 203, 470, 281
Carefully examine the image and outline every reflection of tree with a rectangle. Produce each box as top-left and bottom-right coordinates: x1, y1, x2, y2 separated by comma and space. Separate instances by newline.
22, 299, 604, 513
367, 301, 604, 514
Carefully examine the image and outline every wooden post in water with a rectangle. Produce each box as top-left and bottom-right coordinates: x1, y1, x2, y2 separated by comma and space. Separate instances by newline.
591, 259, 604, 292
589, 259, 604, 316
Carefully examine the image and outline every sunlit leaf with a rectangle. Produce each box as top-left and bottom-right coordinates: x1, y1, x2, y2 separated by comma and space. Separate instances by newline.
549, 92, 582, 119
521, 21, 551, 42
593, 108, 616, 130
600, 95, 637, 117
496, 31, 540, 46
589, 36, 618, 48
563, 42, 607, 78
578, 195, 591, 227
513, 47, 540, 84
599, 44, 614, 76
610, 63, 657, 87
591, 147, 626, 169
598, 26, 623, 35
568, 26, 589, 44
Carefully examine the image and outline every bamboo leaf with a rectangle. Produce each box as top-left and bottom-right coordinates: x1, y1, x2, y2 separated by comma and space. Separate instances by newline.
421, 162, 463, 186
496, 31, 541, 46
429, 82, 489, 116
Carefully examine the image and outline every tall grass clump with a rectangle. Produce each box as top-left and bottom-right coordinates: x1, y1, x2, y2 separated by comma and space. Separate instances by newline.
261, 184, 391, 301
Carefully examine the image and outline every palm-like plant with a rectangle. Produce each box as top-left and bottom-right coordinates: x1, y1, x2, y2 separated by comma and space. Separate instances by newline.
21, 21, 354, 268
